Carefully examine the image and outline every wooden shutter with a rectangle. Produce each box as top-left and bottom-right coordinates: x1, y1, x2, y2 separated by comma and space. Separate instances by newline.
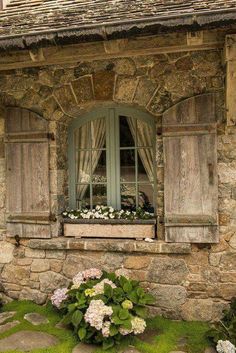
5, 107, 52, 239
163, 94, 218, 243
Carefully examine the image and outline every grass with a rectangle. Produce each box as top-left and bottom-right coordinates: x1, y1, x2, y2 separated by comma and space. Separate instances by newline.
0, 301, 212, 353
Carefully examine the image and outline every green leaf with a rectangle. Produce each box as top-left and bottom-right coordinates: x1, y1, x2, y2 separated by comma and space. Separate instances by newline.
121, 319, 132, 330
109, 325, 119, 336
103, 338, 114, 350
71, 310, 83, 327
137, 287, 145, 298
78, 327, 87, 341
61, 312, 73, 325
128, 291, 139, 304
104, 283, 113, 298
119, 308, 129, 320
68, 303, 77, 313
134, 306, 147, 318
123, 282, 132, 293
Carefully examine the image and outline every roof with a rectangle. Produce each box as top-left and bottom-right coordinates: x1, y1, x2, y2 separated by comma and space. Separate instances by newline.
0, 0, 236, 50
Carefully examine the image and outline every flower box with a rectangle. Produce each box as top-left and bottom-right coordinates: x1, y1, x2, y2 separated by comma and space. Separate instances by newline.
63, 219, 156, 239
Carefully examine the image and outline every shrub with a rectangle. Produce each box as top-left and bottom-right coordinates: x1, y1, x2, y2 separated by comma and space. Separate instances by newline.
51, 268, 155, 350
206, 298, 236, 347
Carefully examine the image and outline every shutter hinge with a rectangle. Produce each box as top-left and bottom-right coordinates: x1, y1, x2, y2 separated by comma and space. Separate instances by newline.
47, 133, 55, 141
49, 213, 57, 222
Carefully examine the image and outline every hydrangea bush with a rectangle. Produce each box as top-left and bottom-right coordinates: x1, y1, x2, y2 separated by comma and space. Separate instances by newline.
51, 268, 154, 350
62, 205, 154, 220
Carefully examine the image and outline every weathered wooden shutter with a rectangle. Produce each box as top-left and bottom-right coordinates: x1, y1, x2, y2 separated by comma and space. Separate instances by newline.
5, 107, 52, 238
163, 94, 218, 243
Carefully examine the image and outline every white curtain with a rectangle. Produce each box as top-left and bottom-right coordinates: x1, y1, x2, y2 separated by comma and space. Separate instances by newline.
127, 117, 154, 183
76, 119, 106, 202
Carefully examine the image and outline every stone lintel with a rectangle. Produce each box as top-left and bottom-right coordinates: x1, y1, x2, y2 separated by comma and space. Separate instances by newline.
28, 238, 191, 254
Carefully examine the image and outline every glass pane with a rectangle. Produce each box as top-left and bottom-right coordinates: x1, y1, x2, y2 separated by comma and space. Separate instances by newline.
137, 120, 153, 147
76, 151, 91, 183
138, 184, 154, 212
92, 150, 107, 183
120, 116, 135, 147
92, 184, 107, 208
75, 122, 91, 150
121, 183, 137, 211
91, 118, 106, 149
76, 184, 90, 209
120, 149, 135, 182
138, 149, 154, 182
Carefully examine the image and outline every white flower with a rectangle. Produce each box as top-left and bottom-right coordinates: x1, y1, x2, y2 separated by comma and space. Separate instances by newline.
109, 214, 115, 219
145, 238, 154, 242
93, 279, 117, 295
216, 340, 236, 353
72, 272, 84, 286
131, 317, 146, 335
83, 268, 102, 280
96, 205, 101, 211
51, 288, 68, 309
102, 321, 111, 337
115, 268, 130, 278
84, 300, 113, 331
119, 327, 133, 336
109, 207, 114, 213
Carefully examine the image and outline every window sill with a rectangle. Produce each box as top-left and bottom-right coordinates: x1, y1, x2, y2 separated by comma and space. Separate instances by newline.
28, 238, 191, 255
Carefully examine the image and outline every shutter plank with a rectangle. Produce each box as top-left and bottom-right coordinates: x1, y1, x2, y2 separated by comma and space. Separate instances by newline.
163, 94, 218, 243
6, 107, 51, 239
22, 143, 50, 213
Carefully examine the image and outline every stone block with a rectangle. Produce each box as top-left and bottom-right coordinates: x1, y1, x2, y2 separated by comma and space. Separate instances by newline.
53, 85, 78, 115
181, 299, 227, 321
229, 233, 236, 249
93, 71, 115, 100
114, 58, 136, 76
1, 265, 30, 284
114, 76, 138, 103
148, 258, 189, 285
31, 259, 50, 272
50, 260, 63, 273
150, 284, 187, 309
39, 271, 69, 293
71, 76, 94, 104
220, 252, 236, 271
124, 256, 150, 270
25, 248, 45, 258
133, 78, 157, 107
0, 242, 14, 263
63, 255, 100, 279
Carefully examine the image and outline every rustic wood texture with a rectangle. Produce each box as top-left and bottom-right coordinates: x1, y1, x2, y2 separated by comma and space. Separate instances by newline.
163, 93, 218, 243
6, 107, 51, 239
64, 223, 155, 239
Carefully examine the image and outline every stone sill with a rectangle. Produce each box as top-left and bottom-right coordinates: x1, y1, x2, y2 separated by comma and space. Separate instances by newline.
63, 219, 156, 224
28, 238, 191, 254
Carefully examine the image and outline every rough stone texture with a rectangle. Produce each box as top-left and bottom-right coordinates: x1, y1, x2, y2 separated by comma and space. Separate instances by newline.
148, 258, 189, 285
0, 38, 235, 322
0, 320, 20, 334
39, 271, 69, 293
0, 242, 14, 263
0, 311, 16, 325
24, 313, 49, 325
0, 331, 59, 352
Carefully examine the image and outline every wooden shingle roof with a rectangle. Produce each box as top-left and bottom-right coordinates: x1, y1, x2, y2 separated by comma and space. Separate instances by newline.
0, 0, 236, 49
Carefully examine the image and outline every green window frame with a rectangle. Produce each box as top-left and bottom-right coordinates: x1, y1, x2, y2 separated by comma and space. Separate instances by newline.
68, 106, 157, 212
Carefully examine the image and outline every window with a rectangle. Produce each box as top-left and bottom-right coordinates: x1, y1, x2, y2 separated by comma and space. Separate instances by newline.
68, 107, 156, 213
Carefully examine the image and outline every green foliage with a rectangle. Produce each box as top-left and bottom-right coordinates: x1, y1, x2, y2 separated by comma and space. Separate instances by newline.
54, 270, 155, 350
206, 298, 236, 346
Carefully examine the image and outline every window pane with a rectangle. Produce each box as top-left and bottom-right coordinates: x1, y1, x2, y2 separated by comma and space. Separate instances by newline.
76, 151, 91, 183
92, 184, 107, 208
76, 184, 90, 209
75, 122, 91, 149
92, 150, 107, 183
121, 183, 137, 210
138, 149, 154, 182
91, 118, 106, 149
138, 184, 154, 212
120, 116, 135, 147
120, 149, 135, 182
137, 120, 153, 147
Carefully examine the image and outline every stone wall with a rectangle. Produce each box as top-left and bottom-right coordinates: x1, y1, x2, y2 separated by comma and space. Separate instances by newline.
0, 40, 235, 321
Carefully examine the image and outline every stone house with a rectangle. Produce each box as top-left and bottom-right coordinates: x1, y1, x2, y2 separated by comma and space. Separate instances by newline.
0, 0, 236, 321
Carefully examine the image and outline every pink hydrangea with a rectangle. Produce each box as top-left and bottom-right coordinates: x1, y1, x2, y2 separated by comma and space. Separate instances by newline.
84, 299, 113, 331
93, 279, 117, 295
83, 268, 102, 280
51, 288, 68, 309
